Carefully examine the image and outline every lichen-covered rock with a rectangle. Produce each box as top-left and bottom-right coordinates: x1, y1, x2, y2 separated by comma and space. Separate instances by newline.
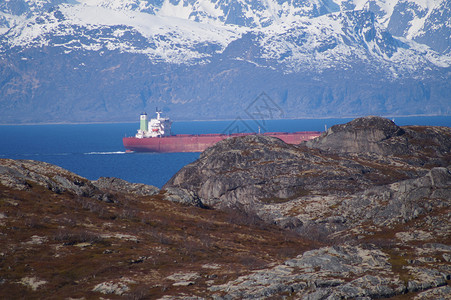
413, 285, 451, 300
0, 159, 162, 203
19, 277, 47, 291
164, 117, 450, 299
165, 135, 312, 208
93, 176, 159, 196
0, 159, 97, 196
305, 116, 407, 154
163, 187, 205, 208
305, 116, 451, 159
210, 245, 404, 299
166, 272, 200, 287
164, 117, 450, 231
211, 243, 449, 299
92, 280, 132, 295
333, 167, 451, 227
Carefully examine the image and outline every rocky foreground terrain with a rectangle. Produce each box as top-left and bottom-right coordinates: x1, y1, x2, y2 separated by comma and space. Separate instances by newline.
1, 116, 450, 299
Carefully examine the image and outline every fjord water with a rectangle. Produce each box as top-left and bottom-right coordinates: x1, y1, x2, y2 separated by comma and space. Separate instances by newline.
0, 116, 449, 188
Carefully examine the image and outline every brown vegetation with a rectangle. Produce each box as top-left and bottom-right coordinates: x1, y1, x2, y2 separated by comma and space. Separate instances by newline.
0, 180, 316, 299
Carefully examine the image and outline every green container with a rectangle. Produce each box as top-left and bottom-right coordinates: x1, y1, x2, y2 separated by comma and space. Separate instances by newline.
140, 113, 148, 132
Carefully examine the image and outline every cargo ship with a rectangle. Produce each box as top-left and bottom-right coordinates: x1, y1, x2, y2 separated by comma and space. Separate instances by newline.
123, 111, 322, 153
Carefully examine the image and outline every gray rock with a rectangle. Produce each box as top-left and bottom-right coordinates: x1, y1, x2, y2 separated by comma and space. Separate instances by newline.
210, 245, 404, 299
424, 243, 451, 252
331, 167, 451, 228
429, 167, 451, 188
92, 281, 130, 295
306, 116, 407, 155
93, 177, 159, 196
338, 275, 399, 298
306, 116, 451, 159
0, 159, 98, 196
164, 118, 450, 233
413, 285, 451, 300
163, 187, 205, 208
407, 267, 448, 293
276, 217, 303, 229
302, 288, 334, 300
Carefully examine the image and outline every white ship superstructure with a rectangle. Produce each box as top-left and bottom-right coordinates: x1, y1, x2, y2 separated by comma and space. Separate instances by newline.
135, 111, 172, 138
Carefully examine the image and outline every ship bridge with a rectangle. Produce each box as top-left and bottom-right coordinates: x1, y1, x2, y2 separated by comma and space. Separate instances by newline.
135, 111, 172, 138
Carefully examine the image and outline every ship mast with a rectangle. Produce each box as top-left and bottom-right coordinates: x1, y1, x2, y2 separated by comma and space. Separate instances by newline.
156, 107, 162, 120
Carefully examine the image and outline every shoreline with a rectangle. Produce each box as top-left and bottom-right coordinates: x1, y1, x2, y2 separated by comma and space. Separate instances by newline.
1, 114, 450, 126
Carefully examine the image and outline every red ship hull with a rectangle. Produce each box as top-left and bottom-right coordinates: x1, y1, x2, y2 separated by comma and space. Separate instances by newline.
123, 131, 322, 153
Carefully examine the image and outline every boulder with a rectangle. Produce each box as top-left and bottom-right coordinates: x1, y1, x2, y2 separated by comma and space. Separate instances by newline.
164, 135, 308, 208
305, 116, 451, 160
162, 187, 205, 208
305, 116, 406, 154
93, 177, 159, 196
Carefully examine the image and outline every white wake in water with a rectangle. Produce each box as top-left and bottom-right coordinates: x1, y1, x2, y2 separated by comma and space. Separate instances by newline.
84, 151, 126, 155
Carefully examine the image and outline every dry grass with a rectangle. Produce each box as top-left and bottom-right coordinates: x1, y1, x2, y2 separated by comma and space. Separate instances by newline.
0, 181, 317, 299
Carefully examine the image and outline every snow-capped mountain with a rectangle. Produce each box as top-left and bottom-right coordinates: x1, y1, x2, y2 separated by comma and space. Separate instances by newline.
0, 0, 450, 123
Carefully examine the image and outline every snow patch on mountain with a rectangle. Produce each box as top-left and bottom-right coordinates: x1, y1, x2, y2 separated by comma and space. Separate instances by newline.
2, 1, 246, 63
159, 0, 195, 20
258, 9, 450, 73
62, 2, 240, 43
1, 0, 450, 67
81, 0, 157, 13
402, 0, 439, 39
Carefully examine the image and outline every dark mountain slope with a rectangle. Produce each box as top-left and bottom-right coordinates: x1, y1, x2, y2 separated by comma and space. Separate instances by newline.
0, 1, 450, 123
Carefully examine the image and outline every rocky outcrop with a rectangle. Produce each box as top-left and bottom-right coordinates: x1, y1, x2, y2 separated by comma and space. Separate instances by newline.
0, 159, 98, 196
162, 187, 205, 208
165, 135, 315, 209
164, 117, 450, 221
306, 116, 451, 159
0, 159, 160, 201
259, 165, 450, 235
305, 116, 407, 154
93, 177, 159, 197
92, 280, 133, 296
210, 244, 450, 299
162, 116, 450, 298
164, 134, 393, 210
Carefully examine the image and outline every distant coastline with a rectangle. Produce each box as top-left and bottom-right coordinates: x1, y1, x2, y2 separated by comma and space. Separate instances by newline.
1, 114, 450, 126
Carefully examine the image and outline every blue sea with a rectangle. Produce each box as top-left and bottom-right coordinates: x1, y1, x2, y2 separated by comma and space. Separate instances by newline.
0, 116, 449, 188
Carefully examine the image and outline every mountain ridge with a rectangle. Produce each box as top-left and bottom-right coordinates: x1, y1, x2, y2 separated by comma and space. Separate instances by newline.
0, 0, 450, 123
